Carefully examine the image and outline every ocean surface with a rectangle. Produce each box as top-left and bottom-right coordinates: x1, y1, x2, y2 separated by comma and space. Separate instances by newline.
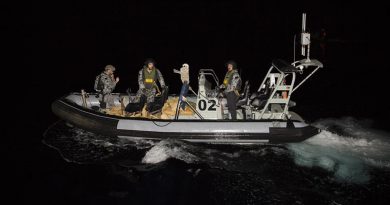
35, 117, 390, 204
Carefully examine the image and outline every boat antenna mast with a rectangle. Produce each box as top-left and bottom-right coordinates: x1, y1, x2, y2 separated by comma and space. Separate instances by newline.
301, 13, 311, 62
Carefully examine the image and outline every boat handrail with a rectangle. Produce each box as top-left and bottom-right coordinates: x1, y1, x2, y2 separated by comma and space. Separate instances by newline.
174, 98, 204, 120
198, 69, 220, 86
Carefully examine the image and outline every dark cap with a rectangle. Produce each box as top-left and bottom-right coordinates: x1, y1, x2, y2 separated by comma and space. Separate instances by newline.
226, 60, 237, 69
144, 58, 156, 65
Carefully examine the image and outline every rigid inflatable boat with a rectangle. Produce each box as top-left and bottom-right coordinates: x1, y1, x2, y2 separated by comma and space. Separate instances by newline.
51, 13, 323, 144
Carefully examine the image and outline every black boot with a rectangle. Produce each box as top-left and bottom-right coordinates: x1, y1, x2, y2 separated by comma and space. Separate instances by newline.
100, 101, 106, 109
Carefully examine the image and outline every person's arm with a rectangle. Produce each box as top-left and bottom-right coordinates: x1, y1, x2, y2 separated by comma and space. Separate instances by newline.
138, 69, 145, 89
231, 72, 241, 96
111, 73, 119, 84
156, 69, 165, 87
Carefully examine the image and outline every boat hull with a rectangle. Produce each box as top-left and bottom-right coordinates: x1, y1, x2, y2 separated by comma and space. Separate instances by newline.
52, 99, 320, 144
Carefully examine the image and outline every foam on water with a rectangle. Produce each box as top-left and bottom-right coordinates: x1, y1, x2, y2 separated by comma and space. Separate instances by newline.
140, 138, 290, 175
287, 117, 390, 183
142, 140, 199, 164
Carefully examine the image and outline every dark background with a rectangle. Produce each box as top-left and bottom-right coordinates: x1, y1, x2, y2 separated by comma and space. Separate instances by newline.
6, 1, 390, 204
20, 1, 388, 122
17, 1, 388, 117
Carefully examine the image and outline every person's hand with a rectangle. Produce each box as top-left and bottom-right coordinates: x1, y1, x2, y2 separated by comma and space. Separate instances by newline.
234, 89, 240, 97
115, 77, 120, 83
217, 92, 224, 98
219, 84, 226, 89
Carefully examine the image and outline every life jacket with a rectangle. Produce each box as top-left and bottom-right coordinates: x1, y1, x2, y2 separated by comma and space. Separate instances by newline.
94, 74, 104, 92
143, 68, 157, 89
223, 70, 235, 86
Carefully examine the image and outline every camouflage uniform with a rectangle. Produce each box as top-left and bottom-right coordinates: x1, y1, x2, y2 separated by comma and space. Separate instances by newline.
135, 66, 165, 111
222, 69, 241, 119
98, 72, 117, 108
223, 69, 241, 93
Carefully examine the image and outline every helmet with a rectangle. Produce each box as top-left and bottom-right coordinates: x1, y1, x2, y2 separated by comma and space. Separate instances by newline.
225, 60, 237, 69
105, 64, 116, 71
144, 58, 156, 66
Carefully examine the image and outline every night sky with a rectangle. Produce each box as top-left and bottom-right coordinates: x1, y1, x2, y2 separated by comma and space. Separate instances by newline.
29, 3, 389, 118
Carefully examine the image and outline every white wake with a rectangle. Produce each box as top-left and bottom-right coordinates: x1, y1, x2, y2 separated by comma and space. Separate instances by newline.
288, 117, 390, 183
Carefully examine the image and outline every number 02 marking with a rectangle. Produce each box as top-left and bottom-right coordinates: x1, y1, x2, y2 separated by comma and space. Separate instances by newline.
198, 99, 217, 111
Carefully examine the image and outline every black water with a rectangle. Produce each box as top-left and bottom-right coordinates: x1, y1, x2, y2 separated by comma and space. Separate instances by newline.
35, 118, 390, 205
12, 2, 390, 204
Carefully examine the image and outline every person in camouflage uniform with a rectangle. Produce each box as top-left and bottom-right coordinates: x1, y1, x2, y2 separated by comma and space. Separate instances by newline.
95, 64, 119, 108
220, 60, 242, 120
135, 59, 165, 112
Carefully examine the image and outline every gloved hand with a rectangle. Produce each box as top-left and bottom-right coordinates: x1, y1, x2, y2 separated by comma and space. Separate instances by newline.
234, 89, 240, 97
217, 92, 225, 99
